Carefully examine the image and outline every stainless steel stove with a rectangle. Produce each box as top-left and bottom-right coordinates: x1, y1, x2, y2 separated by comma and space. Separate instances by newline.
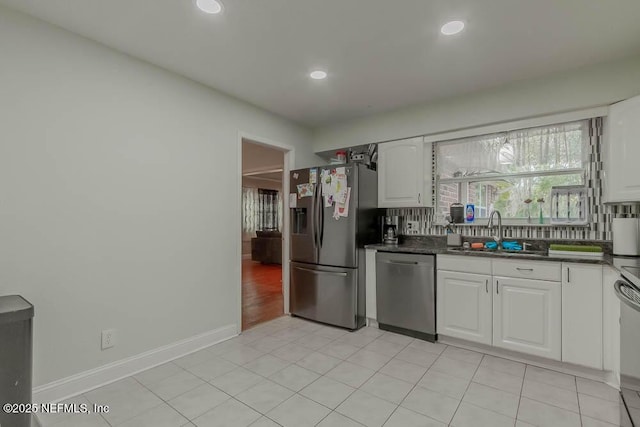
622, 266, 640, 287
615, 257, 640, 426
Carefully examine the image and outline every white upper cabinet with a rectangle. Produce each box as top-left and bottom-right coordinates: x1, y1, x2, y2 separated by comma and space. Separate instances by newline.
604, 94, 640, 203
437, 270, 493, 345
377, 137, 433, 207
561, 263, 603, 369
493, 276, 561, 360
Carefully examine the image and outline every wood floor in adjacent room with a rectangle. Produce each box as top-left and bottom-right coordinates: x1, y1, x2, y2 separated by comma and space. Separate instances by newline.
242, 258, 283, 330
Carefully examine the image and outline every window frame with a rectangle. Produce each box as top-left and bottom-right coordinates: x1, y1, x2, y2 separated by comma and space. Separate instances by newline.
434, 121, 589, 225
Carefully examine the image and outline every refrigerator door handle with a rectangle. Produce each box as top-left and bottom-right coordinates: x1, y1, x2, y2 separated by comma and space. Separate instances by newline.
293, 266, 348, 277
315, 181, 322, 254
312, 181, 319, 250
319, 186, 325, 247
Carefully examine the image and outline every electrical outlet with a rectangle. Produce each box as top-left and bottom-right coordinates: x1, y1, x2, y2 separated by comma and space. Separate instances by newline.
406, 220, 420, 235
101, 329, 116, 350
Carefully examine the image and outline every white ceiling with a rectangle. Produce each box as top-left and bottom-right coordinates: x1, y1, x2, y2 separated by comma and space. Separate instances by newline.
3, 0, 640, 127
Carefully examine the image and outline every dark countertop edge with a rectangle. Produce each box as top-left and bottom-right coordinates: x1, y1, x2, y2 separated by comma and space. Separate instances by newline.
364, 244, 613, 266
365, 244, 445, 255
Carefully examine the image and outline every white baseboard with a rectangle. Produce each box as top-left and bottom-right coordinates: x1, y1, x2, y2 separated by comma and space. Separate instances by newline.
33, 324, 237, 404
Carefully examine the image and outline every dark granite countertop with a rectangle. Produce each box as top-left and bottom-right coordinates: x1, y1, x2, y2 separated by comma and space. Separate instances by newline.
365, 243, 447, 255
365, 235, 616, 266
444, 248, 613, 265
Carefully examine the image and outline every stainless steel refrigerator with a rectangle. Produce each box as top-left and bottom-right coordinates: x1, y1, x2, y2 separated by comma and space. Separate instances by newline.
289, 163, 378, 330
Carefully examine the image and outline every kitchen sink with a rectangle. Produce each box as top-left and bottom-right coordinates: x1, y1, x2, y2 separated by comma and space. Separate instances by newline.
447, 247, 547, 257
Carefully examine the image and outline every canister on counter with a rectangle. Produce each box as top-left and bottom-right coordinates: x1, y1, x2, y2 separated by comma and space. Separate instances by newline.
450, 203, 464, 223
613, 217, 640, 256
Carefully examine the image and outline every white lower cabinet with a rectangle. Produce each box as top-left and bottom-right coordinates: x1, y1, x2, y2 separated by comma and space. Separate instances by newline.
492, 276, 562, 360
561, 263, 603, 369
437, 270, 492, 345
436, 256, 605, 367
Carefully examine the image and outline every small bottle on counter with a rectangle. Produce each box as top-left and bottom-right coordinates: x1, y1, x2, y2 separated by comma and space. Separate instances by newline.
465, 204, 475, 223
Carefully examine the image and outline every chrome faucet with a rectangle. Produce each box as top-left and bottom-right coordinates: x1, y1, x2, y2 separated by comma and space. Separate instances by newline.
488, 210, 503, 249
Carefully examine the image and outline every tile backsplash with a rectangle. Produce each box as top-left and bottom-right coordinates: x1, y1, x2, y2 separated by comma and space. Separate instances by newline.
388, 118, 640, 241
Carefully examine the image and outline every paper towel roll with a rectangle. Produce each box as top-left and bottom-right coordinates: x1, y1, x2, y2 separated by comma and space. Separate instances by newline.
613, 218, 640, 256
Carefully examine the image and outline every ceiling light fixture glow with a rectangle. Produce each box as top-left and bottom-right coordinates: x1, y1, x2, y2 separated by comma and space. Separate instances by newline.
196, 0, 223, 14
310, 70, 328, 80
441, 20, 465, 35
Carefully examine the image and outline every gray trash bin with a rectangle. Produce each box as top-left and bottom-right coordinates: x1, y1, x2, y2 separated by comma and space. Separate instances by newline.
0, 295, 34, 427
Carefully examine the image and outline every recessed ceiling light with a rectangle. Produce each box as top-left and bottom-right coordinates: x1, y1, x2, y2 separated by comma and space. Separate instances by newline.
310, 70, 328, 80
441, 20, 465, 35
196, 0, 223, 14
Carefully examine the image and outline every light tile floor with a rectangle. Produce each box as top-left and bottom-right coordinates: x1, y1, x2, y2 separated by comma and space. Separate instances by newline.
38, 316, 633, 427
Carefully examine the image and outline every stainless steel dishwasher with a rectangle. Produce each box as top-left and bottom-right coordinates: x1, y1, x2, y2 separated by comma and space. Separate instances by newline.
376, 252, 436, 342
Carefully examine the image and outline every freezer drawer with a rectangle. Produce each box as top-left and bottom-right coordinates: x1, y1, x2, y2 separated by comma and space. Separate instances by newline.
290, 262, 359, 329
376, 252, 436, 341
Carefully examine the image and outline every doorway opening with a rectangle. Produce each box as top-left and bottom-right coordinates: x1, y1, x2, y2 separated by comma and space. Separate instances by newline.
241, 138, 288, 330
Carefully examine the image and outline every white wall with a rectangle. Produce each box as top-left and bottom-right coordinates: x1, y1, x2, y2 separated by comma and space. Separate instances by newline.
0, 5, 319, 387
314, 55, 640, 151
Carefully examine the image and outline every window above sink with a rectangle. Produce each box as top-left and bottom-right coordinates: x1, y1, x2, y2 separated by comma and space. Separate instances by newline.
436, 120, 589, 222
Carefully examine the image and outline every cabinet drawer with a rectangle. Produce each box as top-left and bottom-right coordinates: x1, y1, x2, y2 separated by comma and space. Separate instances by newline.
437, 255, 492, 275
493, 259, 561, 282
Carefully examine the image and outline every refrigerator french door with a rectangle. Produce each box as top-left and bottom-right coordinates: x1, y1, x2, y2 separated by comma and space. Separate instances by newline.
289, 164, 377, 330
290, 263, 358, 329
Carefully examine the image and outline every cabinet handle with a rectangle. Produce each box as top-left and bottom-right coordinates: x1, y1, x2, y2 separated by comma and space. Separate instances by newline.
496, 280, 499, 294
418, 193, 421, 204
485, 279, 488, 293
567, 267, 570, 283
516, 268, 534, 272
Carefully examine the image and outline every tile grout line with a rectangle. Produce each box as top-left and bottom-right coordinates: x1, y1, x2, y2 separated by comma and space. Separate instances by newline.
133, 347, 281, 425
228, 320, 366, 426
446, 352, 486, 426
575, 375, 585, 427
67, 317, 618, 427
318, 331, 414, 426
457, 356, 526, 422
362, 332, 412, 426
390, 343, 450, 425
519, 378, 582, 415
514, 364, 528, 426
135, 370, 205, 410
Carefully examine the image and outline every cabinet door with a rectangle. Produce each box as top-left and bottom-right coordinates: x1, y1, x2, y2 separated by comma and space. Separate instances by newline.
604, 94, 640, 203
437, 270, 492, 345
562, 263, 603, 369
378, 137, 431, 207
493, 276, 561, 360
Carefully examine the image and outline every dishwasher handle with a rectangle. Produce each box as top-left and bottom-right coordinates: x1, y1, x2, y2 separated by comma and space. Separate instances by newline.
378, 260, 420, 266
